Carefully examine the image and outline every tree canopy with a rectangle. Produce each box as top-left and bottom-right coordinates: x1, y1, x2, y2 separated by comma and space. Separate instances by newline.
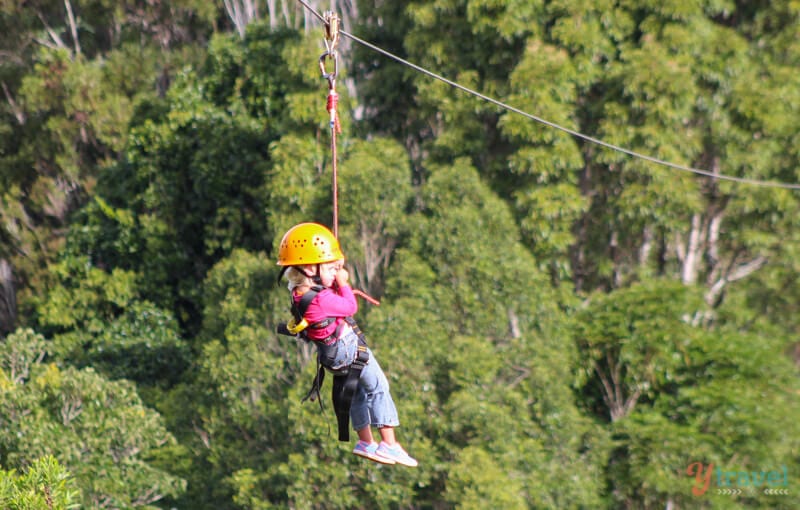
1, 1, 798, 509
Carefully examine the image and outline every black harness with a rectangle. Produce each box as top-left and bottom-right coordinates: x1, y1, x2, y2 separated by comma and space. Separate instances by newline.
277, 285, 369, 442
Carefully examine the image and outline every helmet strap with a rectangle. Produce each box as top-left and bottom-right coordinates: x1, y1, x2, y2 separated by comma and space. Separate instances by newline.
311, 265, 323, 286
299, 265, 324, 286
276, 265, 290, 284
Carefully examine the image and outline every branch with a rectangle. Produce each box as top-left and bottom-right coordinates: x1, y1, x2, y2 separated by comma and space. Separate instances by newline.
32, 37, 60, 51
706, 209, 723, 268
507, 365, 530, 389
594, 364, 615, 412
0, 51, 25, 66
36, 11, 68, 50
223, 0, 259, 38
594, 362, 626, 421
507, 308, 520, 339
727, 255, 768, 282
222, 0, 244, 38
193, 422, 211, 449
623, 386, 642, 416
608, 350, 623, 411
705, 255, 767, 306
1, 81, 25, 125
63, 0, 81, 55
132, 487, 162, 506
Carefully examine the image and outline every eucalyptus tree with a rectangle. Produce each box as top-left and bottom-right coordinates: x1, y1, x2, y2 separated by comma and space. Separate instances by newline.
358, 0, 800, 305
71, 24, 322, 333
360, 159, 608, 508
351, 3, 800, 510
0, 0, 216, 332
574, 281, 800, 509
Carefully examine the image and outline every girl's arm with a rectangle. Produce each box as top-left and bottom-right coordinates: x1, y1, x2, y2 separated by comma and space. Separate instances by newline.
313, 285, 358, 318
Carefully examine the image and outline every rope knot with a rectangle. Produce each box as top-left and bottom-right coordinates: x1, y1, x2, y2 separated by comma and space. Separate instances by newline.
327, 91, 342, 133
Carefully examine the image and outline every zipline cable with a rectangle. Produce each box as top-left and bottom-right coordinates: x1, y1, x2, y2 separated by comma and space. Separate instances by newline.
296, 0, 800, 191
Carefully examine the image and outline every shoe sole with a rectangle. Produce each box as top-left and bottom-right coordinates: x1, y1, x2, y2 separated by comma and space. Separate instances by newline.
391, 458, 419, 468
375, 452, 418, 468
353, 450, 396, 465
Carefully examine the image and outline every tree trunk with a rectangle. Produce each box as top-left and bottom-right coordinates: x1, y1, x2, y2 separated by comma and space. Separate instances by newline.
0, 259, 16, 334
224, 0, 259, 39
681, 213, 703, 284
639, 226, 653, 266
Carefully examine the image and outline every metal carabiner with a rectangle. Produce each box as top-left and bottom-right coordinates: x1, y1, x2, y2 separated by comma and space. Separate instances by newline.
319, 50, 338, 89
319, 11, 340, 90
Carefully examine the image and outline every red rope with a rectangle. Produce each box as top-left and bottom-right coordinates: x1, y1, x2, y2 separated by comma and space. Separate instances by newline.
327, 90, 340, 237
324, 64, 379, 305
326, 91, 341, 134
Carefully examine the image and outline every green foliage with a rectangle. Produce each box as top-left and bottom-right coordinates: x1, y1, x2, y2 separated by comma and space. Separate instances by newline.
0, 455, 80, 510
574, 280, 704, 420
336, 137, 415, 294
163, 249, 291, 508
0, 329, 186, 508
444, 446, 526, 509
88, 74, 270, 328
57, 301, 190, 387
34, 255, 189, 388
65, 24, 328, 334
0, 0, 215, 333
36, 255, 137, 332
2, 3, 800, 510
574, 282, 800, 508
355, 160, 608, 508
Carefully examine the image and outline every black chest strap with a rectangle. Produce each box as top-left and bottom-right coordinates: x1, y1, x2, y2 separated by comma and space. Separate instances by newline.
277, 286, 335, 337
292, 285, 321, 324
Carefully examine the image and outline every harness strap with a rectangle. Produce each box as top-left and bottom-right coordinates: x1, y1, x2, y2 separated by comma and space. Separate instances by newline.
308, 317, 336, 330
281, 284, 371, 441
331, 317, 369, 441
279, 285, 337, 336
292, 285, 323, 322
302, 360, 326, 411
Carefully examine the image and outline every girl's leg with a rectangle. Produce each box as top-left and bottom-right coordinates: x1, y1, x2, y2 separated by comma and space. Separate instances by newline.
350, 351, 399, 432
357, 426, 375, 444
378, 426, 396, 445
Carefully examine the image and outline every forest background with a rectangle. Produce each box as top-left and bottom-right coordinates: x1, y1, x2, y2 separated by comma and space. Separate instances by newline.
0, 1, 799, 509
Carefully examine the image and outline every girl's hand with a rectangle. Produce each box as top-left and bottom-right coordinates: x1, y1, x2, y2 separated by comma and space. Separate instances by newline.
335, 266, 350, 287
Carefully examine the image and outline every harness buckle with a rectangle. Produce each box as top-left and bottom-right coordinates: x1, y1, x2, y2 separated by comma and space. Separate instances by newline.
286, 317, 309, 335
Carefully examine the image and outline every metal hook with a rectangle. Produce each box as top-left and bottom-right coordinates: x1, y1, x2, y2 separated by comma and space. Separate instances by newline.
319, 51, 338, 89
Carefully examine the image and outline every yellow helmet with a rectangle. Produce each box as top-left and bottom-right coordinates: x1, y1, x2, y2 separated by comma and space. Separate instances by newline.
276, 222, 344, 266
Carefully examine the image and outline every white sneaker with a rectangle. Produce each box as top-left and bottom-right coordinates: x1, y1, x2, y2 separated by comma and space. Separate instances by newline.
353, 441, 395, 465
375, 442, 418, 467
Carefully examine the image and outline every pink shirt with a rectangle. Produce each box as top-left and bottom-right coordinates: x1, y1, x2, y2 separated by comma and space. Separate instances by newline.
293, 284, 358, 342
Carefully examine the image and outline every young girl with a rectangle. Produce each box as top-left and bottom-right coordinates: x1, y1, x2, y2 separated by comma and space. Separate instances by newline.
277, 222, 417, 467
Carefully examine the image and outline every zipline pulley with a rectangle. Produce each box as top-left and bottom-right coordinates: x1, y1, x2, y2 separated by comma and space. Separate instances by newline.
319, 11, 340, 92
